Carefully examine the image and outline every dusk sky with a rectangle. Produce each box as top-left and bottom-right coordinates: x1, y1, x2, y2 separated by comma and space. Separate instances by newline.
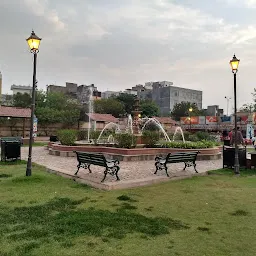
1, 0, 256, 112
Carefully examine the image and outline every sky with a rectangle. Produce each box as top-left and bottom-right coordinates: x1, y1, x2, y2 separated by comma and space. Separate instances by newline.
1, 0, 256, 112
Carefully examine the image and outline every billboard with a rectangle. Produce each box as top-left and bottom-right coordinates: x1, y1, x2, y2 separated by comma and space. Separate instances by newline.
180, 116, 199, 125
206, 116, 218, 124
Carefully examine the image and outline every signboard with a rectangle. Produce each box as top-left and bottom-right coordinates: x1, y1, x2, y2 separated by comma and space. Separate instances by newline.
239, 116, 248, 125
221, 116, 231, 123
246, 124, 254, 139
198, 116, 205, 125
33, 117, 38, 132
33, 117, 38, 137
180, 116, 199, 125
206, 116, 218, 124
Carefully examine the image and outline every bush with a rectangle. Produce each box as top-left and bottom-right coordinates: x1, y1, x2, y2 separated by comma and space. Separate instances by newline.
90, 130, 101, 145
114, 133, 137, 149
162, 140, 218, 149
57, 129, 77, 146
142, 131, 160, 147
170, 131, 191, 141
195, 131, 212, 141
77, 130, 87, 141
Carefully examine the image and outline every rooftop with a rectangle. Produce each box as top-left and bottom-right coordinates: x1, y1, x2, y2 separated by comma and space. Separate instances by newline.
0, 106, 31, 118
11, 85, 32, 90
87, 113, 118, 123
152, 116, 177, 125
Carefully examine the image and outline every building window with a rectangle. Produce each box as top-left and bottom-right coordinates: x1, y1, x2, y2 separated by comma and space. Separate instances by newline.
174, 91, 179, 97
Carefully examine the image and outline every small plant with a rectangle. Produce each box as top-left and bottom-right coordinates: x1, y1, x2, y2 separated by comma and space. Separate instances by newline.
114, 133, 137, 149
57, 129, 77, 146
90, 130, 101, 145
162, 140, 218, 149
142, 131, 160, 147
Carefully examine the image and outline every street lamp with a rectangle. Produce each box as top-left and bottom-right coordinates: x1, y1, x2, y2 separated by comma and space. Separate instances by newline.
224, 96, 231, 115
26, 30, 42, 176
230, 54, 240, 175
189, 107, 193, 132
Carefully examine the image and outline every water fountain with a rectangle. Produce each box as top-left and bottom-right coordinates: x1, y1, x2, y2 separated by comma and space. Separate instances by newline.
141, 118, 171, 142
172, 126, 185, 143
97, 122, 121, 142
131, 97, 142, 135
87, 86, 94, 142
126, 114, 133, 134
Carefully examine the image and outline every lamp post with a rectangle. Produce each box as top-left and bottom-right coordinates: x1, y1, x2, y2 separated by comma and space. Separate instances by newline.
26, 31, 42, 176
189, 107, 193, 132
224, 96, 231, 116
230, 54, 240, 175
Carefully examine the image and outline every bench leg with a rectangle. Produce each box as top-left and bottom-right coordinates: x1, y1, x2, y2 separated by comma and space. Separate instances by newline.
75, 164, 81, 175
101, 169, 108, 182
88, 164, 92, 173
183, 162, 187, 171
165, 165, 169, 177
194, 163, 198, 173
115, 166, 120, 181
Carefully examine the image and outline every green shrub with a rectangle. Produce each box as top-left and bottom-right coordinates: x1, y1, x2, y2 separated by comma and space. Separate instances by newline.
142, 131, 160, 147
77, 130, 87, 141
195, 131, 212, 141
162, 140, 217, 149
90, 130, 101, 145
57, 129, 77, 146
114, 133, 137, 149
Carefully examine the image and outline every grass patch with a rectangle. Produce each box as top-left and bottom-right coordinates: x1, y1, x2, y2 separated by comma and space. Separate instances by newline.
0, 160, 27, 166
0, 174, 12, 178
230, 210, 250, 216
117, 195, 138, 202
0, 163, 256, 255
22, 142, 48, 147
208, 168, 256, 176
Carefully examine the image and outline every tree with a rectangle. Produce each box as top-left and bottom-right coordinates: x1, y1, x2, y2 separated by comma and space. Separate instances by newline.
35, 92, 81, 133
114, 93, 136, 115
171, 102, 202, 121
240, 103, 255, 113
94, 98, 125, 117
13, 92, 32, 108
140, 100, 160, 117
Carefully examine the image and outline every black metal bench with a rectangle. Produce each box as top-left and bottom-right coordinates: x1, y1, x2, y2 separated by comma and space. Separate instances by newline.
74, 151, 120, 182
154, 151, 199, 177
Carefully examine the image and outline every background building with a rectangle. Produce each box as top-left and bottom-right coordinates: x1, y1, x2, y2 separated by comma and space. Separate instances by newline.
47, 82, 101, 104
151, 82, 202, 115
11, 85, 32, 95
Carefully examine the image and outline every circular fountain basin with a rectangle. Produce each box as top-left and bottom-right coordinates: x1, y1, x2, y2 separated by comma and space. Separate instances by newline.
48, 143, 221, 161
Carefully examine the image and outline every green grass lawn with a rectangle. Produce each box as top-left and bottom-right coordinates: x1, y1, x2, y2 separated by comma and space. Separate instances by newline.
0, 162, 256, 256
22, 142, 48, 147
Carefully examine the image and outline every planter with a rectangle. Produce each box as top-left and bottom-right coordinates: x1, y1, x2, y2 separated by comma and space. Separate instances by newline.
49, 144, 221, 161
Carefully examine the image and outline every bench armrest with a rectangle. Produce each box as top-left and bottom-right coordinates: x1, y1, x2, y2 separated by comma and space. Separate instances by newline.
155, 155, 166, 161
106, 159, 119, 165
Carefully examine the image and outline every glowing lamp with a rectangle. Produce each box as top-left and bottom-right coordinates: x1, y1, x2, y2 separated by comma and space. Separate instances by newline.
26, 31, 41, 53
230, 54, 240, 73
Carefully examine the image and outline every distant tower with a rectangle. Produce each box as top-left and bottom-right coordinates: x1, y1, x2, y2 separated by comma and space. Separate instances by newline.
0, 71, 2, 96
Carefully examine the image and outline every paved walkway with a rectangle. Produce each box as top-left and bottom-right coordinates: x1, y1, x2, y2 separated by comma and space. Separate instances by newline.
21, 147, 222, 190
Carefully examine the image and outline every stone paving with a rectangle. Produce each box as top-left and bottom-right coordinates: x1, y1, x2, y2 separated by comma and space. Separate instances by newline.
21, 147, 223, 190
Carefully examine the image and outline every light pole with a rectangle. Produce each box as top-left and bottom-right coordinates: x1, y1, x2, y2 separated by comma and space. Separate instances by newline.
26, 31, 42, 176
230, 54, 240, 175
189, 107, 193, 132
224, 96, 231, 115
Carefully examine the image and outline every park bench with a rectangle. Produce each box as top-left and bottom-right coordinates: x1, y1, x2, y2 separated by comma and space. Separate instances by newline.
74, 151, 120, 182
154, 151, 199, 177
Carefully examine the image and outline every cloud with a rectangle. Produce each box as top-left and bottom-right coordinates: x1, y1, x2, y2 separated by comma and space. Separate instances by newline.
0, 0, 256, 110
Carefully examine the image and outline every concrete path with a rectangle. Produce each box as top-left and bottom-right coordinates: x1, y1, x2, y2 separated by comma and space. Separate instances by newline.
21, 147, 222, 190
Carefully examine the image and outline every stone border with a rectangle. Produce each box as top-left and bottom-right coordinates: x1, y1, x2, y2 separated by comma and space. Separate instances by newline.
45, 166, 207, 190
48, 144, 221, 161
